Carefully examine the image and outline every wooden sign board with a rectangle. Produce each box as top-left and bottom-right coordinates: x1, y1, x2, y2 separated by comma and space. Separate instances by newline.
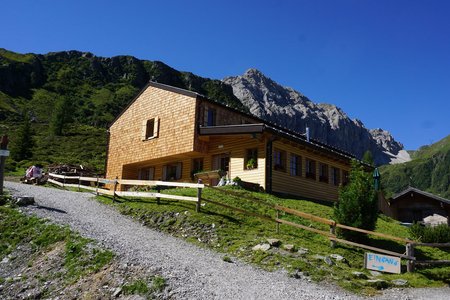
0, 150, 9, 157
364, 252, 401, 274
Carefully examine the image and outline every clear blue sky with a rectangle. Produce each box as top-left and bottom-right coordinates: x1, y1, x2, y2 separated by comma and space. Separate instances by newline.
2, 0, 449, 150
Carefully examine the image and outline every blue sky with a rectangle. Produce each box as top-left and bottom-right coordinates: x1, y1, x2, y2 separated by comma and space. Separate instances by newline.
2, 0, 449, 150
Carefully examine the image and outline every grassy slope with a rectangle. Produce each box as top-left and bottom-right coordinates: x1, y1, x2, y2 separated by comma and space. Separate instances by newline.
93, 185, 450, 295
2, 124, 107, 175
0, 205, 114, 284
381, 135, 450, 198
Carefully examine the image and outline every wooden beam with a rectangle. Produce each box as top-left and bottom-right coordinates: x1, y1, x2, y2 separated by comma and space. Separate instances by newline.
275, 205, 336, 226
330, 237, 416, 260
336, 223, 413, 244
412, 242, 450, 248
118, 179, 204, 188
116, 191, 197, 202
276, 218, 334, 237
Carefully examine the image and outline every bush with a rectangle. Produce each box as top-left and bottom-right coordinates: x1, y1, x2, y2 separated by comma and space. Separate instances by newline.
334, 160, 378, 241
409, 223, 450, 243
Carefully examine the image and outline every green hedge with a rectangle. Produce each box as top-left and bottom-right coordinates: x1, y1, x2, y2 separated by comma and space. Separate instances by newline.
409, 223, 450, 243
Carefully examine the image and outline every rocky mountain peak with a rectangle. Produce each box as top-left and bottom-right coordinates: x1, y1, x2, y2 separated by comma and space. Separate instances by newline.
223, 70, 409, 165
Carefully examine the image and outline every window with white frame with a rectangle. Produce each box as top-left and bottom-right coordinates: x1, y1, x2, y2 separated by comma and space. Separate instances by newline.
138, 167, 155, 180
141, 117, 159, 140
163, 162, 182, 181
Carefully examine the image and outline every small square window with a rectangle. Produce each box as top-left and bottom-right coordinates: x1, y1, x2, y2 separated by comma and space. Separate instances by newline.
191, 158, 204, 179
204, 107, 216, 126
342, 170, 349, 186
290, 154, 302, 176
163, 162, 182, 181
331, 167, 340, 186
273, 149, 286, 172
141, 117, 159, 140
245, 148, 258, 169
305, 158, 316, 180
319, 163, 329, 183
139, 167, 155, 180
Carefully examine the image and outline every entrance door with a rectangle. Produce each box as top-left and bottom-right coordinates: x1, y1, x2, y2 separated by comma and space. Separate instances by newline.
212, 153, 230, 185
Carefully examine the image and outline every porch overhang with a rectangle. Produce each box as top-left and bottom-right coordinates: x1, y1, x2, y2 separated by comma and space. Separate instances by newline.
199, 123, 265, 135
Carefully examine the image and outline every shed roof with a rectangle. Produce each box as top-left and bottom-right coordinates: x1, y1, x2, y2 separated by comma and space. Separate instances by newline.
391, 187, 450, 205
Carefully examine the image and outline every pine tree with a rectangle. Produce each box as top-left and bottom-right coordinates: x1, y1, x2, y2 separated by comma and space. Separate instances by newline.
49, 97, 73, 136
362, 150, 374, 166
10, 113, 34, 161
334, 160, 378, 241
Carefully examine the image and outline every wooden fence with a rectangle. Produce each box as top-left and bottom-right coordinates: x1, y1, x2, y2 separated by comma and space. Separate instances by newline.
208, 187, 416, 262
48, 173, 450, 272
407, 242, 450, 272
48, 173, 204, 209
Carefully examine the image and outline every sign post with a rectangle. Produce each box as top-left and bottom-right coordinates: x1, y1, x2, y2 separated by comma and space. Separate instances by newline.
364, 252, 401, 274
0, 135, 9, 195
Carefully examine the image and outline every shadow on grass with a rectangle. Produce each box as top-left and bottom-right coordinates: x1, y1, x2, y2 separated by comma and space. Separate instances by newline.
113, 195, 242, 224
36, 205, 67, 214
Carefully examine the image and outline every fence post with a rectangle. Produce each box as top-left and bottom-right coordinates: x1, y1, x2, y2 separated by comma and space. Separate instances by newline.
156, 185, 161, 205
96, 176, 99, 196
78, 175, 81, 192
276, 210, 280, 233
330, 223, 337, 248
112, 176, 118, 203
406, 243, 415, 272
63, 175, 66, 189
196, 179, 203, 213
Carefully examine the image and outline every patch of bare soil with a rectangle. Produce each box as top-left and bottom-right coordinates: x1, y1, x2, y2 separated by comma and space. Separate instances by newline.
0, 241, 165, 300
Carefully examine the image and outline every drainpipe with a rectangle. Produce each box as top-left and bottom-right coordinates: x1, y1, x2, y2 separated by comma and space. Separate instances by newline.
265, 138, 273, 193
104, 129, 110, 177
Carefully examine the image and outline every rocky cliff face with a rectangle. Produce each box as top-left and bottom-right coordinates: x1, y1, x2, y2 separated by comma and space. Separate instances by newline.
223, 69, 407, 165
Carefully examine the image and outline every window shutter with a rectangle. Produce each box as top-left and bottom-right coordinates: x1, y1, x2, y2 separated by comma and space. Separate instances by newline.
176, 162, 182, 180
153, 117, 159, 138
162, 165, 167, 181
141, 120, 148, 140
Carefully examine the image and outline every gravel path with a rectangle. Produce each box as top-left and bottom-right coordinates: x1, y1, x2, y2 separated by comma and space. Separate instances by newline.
5, 182, 450, 300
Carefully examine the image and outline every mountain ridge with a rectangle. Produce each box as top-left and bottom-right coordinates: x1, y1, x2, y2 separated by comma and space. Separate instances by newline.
1, 48, 407, 169
223, 68, 408, 165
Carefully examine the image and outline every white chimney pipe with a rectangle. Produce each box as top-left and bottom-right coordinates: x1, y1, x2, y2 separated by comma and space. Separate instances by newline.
306, 127, 310, 142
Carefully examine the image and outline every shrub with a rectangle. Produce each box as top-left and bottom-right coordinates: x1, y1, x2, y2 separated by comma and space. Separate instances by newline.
334, 160, 378, 241
409, 223, 450, 243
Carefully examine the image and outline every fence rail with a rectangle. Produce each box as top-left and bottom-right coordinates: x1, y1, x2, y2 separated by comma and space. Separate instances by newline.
407, 242, 450, 271
48, 173, 450, 272
48, 173, 203, 207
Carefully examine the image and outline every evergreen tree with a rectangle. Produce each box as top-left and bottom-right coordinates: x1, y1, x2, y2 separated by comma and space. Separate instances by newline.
362, 150, 374, 166
50, 97, 73, 136
334, 160, 378, 241
10, 113, 34, 161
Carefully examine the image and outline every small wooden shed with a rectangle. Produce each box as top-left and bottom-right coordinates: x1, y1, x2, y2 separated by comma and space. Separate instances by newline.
389, 187, 450, 225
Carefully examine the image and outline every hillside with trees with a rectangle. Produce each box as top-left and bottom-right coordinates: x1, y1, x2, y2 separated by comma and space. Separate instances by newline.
0, 48, 245, 173
380, 135, 450, 199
